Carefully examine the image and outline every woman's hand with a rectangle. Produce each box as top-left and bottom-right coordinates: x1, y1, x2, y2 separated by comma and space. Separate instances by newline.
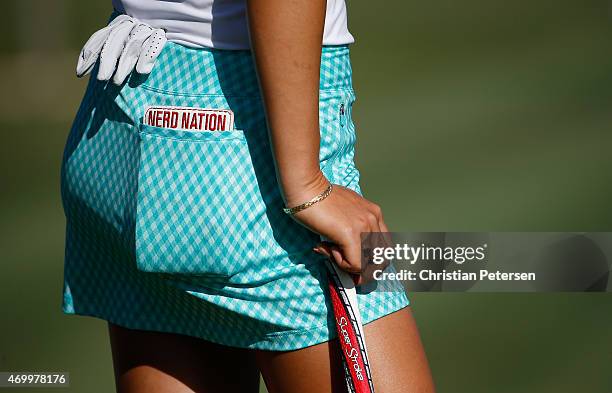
287, 172, 390, 285
245, 0, 388, 283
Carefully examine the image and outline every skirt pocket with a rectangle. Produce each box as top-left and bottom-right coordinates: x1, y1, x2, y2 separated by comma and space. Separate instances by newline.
134, 123, 268, 276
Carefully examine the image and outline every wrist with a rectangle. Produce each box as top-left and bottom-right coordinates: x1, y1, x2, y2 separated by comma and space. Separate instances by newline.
282, 170, 330, 208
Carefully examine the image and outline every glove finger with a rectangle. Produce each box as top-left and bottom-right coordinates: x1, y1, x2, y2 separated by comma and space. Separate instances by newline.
97, 18, 137, 81
112, 23, 154, 85
76, 14, 133, 77
135, 28, 167, 74
76, 25, 114, 77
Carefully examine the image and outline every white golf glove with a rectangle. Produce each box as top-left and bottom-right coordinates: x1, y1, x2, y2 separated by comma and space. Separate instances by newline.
76, 14, 167, 85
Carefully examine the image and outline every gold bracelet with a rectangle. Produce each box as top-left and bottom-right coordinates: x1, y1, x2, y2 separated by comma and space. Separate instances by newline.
283, 183, 333, 215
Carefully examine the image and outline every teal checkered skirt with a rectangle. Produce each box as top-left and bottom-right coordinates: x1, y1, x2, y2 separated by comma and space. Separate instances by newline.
60, 40, 409, 350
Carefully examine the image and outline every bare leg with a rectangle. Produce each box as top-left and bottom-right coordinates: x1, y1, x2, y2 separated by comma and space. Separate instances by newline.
108, 322, 260, 393
256, 333, 346, 393
255, 307, 435, 393
365, 307, 436, 392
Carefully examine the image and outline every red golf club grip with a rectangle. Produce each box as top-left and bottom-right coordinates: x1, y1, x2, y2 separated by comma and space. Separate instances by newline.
328, 266, 375, 393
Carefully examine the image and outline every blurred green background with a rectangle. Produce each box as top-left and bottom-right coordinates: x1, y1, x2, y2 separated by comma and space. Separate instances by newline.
1, 1, 611, 392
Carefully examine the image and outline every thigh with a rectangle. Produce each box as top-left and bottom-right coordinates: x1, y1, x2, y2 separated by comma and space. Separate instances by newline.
107, 322, 260, 393
255, 307, 435, 393
365, 307, 436, 392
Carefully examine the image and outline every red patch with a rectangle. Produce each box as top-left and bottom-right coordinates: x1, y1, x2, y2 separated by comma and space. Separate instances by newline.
144, 106, 235, 131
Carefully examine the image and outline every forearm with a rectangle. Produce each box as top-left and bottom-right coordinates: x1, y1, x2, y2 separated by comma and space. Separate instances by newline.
246, 0, 328, 207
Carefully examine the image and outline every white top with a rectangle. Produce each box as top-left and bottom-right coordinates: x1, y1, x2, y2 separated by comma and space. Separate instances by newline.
112, 0, 355, 50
